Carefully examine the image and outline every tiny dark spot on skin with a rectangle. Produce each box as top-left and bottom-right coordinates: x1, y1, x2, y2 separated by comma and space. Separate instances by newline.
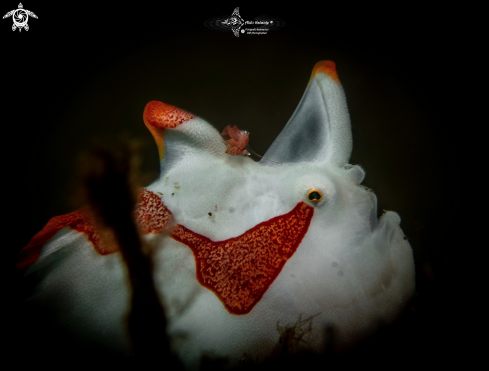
403, 236, 407, 240
332, 262, 338, 268
171, 193, 174, 196
208, 212, 212, 216
338, 271, 344, 277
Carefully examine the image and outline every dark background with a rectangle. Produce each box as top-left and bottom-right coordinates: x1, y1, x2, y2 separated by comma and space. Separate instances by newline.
2, 3, 475, 368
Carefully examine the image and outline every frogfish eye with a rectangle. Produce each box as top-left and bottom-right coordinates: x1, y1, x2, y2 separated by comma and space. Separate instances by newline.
307, 189, 323, 202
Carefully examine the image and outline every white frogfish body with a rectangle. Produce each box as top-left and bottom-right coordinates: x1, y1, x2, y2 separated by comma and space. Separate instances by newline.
18, 61, 414, 369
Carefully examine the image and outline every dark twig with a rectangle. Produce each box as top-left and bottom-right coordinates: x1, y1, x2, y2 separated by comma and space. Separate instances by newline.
83, 141, 181, 369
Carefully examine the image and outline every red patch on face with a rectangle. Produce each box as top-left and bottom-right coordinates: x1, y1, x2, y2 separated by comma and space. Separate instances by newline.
171, 201, 314, 315
17, 190, 172, 269
135, 189, 172, 234
19, 192, 313, 317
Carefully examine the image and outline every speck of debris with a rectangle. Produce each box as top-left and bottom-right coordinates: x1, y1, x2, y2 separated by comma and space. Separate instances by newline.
403, 236, 407, 240
174, 185, 180, 189
171, 193, 174, 196
208, 212, 212, 216
157, 192, 163, 195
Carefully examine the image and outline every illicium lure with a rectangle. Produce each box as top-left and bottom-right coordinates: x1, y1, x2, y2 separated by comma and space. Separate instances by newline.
222, 125, 281, 163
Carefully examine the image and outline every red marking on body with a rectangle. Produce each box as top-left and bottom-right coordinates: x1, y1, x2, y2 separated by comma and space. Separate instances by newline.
143, 101, 194, 130
17, 190, 172, 270
135, 189, 172, 234
222, 125, 250, 156
16, 209, 111, 270
310, 60, 340, 84
171, 202, 314, 315
19, 191, 313, 317
143, 101, 194, 159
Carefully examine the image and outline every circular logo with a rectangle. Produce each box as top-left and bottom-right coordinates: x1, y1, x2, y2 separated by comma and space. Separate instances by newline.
13, 9, 28, 27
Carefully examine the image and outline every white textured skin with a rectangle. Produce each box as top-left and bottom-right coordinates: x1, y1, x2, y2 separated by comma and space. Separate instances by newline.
23, 69, 415, 369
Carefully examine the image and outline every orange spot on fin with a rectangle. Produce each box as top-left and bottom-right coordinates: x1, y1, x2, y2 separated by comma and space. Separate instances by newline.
310, 60, 340, 84
171, 202, 314, 315
143, 101, 195, 159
